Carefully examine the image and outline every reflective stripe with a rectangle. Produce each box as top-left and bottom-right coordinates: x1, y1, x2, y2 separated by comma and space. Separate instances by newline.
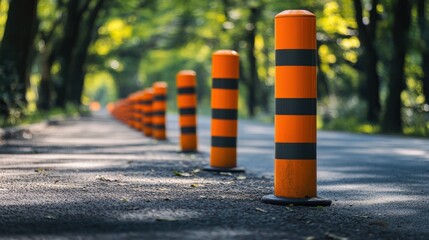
212, 109, 237, 120
211, 136, 236, 148
212, 78, 238, 89
275, 98, 316, 115
275, 143, 316, 159
275, 49, 316, 66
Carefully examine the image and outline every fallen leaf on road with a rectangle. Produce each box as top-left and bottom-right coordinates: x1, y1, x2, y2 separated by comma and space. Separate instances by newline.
172, 171, 191, 177
315, 205, 325, 210
121, 197, 129, 202
191, 183, 203, 188
354, 215, 369, 219
96, 176, 119, 182
220, 172, 232, 176
305, 236, 316, 240
255, 208, 267, 213
45, 215, 56, 220
0, 188, 8, 191
325, 232, 348, 240
191, 168, 200, 173
236, 175, 246, 180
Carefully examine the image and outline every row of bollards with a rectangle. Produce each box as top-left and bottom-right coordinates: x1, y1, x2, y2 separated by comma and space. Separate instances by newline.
109, 10, 331, 207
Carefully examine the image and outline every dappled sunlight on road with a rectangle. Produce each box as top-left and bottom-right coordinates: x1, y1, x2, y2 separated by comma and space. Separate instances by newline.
166, 114, 429, 234
1, 112, 428, 238
117, 208, 201, 222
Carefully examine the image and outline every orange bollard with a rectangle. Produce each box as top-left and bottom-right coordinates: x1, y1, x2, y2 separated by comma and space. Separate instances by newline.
176, 70, 198, 153
142, 88, 154, 137
152, 82, 168, 140
261, 10, 331, 206
135, 91, 146, 132
204, 50, 244, 173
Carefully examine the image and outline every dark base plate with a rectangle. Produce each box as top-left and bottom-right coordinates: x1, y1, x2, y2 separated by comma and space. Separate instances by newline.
261, 194, 332, 206
203, 166, 245, 173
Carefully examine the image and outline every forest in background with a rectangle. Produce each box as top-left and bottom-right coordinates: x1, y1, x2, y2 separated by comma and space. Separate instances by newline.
0, 0, 428, 136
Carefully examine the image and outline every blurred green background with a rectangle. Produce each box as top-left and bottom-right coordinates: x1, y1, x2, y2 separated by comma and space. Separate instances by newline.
0, 0, 428, 136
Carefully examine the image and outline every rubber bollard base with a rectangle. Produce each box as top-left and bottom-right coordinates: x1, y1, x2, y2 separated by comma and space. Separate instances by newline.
261, 194, 332, 207
203, 166, 245, 173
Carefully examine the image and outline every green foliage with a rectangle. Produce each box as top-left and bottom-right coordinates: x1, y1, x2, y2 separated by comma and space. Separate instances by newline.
0, 60, 26, 126
0, 0, 428, 136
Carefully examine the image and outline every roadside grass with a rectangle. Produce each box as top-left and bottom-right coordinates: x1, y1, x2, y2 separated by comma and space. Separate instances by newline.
1, 104, 91, 128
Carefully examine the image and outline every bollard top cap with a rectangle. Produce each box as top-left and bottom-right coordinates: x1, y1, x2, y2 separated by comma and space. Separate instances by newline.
213, 49, 239, 57
177, 70, 196, 76
153, 81, 168, 88
275, 10, 315, 18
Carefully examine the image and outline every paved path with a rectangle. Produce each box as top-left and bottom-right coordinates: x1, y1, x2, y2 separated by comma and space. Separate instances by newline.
168, 114, 429, 236
0, 111, 427, 239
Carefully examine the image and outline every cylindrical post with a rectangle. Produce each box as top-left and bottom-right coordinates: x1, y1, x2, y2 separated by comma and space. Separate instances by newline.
261, 10, 331, 206
131, 94, 140, 130
136, 91, 145, 132
204, 50, 244, 173
142, 88, 154, 137
152, 82, 168, 140
176, 70, 198, 153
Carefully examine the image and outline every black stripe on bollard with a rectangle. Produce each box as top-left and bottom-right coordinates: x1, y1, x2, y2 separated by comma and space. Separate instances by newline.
152, 111, 165, 116
179, 108, 196, 115
275, 98, 316, 115
153, 124, 166, 130
144, 123, 153, 127
212, 109, 237, 120
144, 113, 153, 117
178, 87, 195, 94
212, 78, 238, 89
275, 143, 316, 159
181, 126, 197, 134
153, 95, 166, 101
275, 49, 317, 66
212, 136, 237, 148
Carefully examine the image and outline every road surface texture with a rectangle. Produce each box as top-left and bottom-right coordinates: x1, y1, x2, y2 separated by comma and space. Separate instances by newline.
0, 111, 428, 239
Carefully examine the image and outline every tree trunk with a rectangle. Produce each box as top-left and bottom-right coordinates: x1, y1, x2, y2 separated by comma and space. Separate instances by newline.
0, 0, 38, 120
245, 7, 262, 118
418, 0, 429, 105
382, 0, 412, 133
67, 0, 105, 105
353, 0, 381, 122
38, 47, 56, 111
55, 1, 88, 108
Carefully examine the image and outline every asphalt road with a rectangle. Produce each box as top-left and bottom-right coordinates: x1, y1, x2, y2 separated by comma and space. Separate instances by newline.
167, 114, 429, 236
0, 111, 427, 239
